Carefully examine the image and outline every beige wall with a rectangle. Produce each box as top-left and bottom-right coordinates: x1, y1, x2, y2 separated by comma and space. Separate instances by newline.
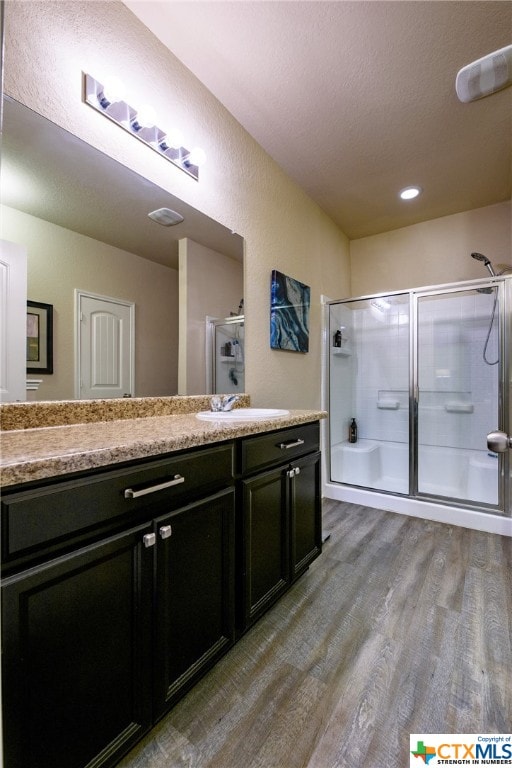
4, 1, 350, 409
1, 205, 178, 400
350, 201, 511, 296
178, 239, 243, 395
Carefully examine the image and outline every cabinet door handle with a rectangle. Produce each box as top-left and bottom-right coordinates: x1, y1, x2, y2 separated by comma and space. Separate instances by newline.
159, 524, 173, 540
278, 438, 305, 450
287, 467, 301, 478
143, 533, 156, 548
294, 467, 301, 476
124, 474, 185, 499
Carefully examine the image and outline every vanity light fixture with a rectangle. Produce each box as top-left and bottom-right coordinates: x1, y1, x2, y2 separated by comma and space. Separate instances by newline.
399, 186, 422, 200
83, 73, 206, 181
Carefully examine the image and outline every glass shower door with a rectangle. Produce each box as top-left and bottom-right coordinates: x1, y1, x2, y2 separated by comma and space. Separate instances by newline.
415, 285, 501, 507
206, 315, 245, 394
329, 294, 410, 493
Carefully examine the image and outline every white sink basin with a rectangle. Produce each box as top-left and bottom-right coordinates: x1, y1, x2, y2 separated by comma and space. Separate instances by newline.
196, 408, 289, 421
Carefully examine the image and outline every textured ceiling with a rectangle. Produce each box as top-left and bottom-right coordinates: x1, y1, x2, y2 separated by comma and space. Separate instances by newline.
125, 0, 512, 239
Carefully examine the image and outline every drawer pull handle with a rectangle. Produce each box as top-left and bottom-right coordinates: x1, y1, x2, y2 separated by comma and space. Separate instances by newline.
279, 438, 305, 450
124, 474, 185, 499
160, 525, 173, 540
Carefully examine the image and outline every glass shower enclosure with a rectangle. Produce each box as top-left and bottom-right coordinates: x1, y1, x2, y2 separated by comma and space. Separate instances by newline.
206, 315, 245, 394
328, 277, 510, 516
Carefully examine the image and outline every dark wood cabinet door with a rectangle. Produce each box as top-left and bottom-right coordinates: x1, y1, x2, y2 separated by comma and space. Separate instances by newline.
242, 467, 290, 628
153, 487, 236, 717
290, 451, 322, 580
1, 523, 154, 768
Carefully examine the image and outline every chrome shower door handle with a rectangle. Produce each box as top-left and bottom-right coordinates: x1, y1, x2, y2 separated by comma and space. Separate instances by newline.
487, 430, 512, 453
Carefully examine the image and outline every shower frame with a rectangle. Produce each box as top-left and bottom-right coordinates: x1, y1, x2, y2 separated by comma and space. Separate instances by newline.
324, 276, 512, 534
205, 314, 245, 394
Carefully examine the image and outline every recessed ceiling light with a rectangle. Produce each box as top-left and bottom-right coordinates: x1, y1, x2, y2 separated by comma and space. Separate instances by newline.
399, 186, 422, 200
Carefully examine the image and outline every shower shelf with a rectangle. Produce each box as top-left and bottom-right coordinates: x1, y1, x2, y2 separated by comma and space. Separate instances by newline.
445, 402, 474, 413
377, 399, 400, 409
332, 347, 352, 356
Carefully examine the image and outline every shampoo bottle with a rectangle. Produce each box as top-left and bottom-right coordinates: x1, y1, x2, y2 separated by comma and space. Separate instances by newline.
349, 418, 358, 443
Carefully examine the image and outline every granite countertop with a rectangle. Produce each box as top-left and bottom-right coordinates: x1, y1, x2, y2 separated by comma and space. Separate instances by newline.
0, 409, 326, 488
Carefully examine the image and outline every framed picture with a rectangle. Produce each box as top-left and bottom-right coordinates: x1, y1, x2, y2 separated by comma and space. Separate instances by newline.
270, 270, 310, 353
27, 301, 54, 374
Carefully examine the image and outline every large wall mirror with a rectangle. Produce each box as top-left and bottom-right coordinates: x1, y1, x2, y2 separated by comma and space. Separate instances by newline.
0, 96, 244, 401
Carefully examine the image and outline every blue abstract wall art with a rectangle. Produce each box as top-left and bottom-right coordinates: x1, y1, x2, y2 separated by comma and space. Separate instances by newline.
270, 270, 310, 353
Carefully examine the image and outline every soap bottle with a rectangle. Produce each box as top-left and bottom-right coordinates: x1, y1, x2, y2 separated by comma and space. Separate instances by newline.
225, 341, 232, 357
333, 329, 342, 347
349, 418, 358, 443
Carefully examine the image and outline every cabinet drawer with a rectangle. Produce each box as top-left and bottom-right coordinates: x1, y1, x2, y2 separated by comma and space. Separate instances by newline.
2, 443, 234, 565
240, 422, 319, 475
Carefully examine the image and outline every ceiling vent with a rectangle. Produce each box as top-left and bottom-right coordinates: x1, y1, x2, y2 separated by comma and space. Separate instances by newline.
456, 44, 512, 103
148, 208, 184, 226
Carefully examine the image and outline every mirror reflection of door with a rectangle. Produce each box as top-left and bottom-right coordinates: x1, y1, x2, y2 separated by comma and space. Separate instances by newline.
0, 240, 27, 402
76, 291, 134, 399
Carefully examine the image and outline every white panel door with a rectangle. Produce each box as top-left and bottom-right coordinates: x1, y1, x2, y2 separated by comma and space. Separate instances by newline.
0, 240, 28, 402
77, 291, 134, 399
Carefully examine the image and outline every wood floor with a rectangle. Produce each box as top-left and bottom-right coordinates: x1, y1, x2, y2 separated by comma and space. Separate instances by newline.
117, 500, 512, 768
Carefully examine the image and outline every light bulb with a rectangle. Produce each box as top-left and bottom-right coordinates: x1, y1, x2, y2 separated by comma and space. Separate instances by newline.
166, 129, 185, 149
102, 76, 127, 105
187, 147, 207, 167
135, 104, 158, 129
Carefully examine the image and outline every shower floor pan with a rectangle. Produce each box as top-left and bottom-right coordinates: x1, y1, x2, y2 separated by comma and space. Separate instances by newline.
330, 439, 498, 506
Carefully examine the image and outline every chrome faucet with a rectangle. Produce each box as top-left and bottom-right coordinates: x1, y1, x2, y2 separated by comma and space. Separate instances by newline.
210, 394, 240, 412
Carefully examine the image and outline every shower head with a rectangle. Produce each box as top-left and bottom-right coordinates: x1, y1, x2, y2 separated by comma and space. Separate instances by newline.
471, 251, 490, 264
471, 252, 497, 277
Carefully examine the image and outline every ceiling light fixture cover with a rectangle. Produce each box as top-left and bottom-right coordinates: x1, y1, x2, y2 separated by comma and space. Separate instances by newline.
399, 186, 422, 200
148, 208, 184, 226
456, 44, 512, 103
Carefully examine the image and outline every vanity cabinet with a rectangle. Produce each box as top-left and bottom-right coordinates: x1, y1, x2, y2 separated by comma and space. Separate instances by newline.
239, 423, 322, 630
290, 450, 322, 580
1, 443, 236, 768
153, 487, 235, 717
1, 418, 321, 768
240, 465, 290, 626
2, 522, 154, 768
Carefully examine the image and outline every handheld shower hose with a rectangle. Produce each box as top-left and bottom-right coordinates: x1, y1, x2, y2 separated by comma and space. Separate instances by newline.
470, 252, 498, 365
